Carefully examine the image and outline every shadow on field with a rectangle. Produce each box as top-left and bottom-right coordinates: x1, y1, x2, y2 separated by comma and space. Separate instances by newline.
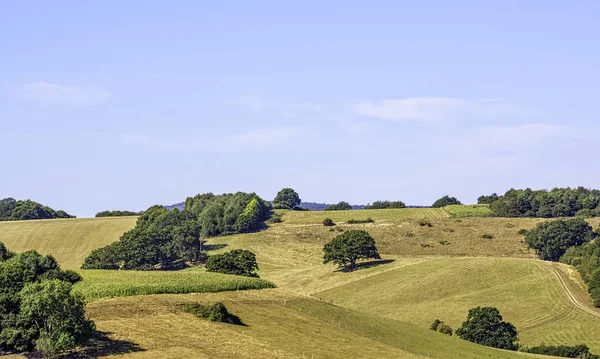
336, 259, 395, 273
204, 243, 228, 251
26, 331, 145, 358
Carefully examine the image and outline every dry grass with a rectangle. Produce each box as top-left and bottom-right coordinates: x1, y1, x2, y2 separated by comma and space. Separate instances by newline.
0, 217, 137, 269
81, 289, 544, 359
280, 207, 448, 224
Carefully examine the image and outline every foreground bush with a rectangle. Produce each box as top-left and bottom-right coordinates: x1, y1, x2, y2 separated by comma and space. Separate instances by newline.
205, 250, 259, 277
322, 218, 335, 226
456, 307, 518, 351
522, 344, 598, 358
183, 302, 242, 325
525, 218, 595, 261
346, 218, 374, 224
323, 230, 380, 271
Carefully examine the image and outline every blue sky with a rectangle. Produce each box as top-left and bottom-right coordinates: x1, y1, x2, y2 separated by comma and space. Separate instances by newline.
1, 1, 599, 217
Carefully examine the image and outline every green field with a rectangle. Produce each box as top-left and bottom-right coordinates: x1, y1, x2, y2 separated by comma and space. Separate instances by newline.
0, 217, 137, 269
444, 204, 492, 217
3, 213, 600, 358
73, 269, 275, 301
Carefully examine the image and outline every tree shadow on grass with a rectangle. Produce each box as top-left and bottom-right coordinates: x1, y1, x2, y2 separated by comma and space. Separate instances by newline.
204, 243, 228, 251
335, 259, 396, 273
24, 331, 145, 358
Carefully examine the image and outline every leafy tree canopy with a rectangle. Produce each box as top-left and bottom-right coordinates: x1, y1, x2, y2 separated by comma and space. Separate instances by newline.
205, 249, 259, 277
455, 307, 519, 351
525, 218, 595, 262
323, 230, 380, 271
432, 196, 462, 208
273, 188, 301, 210
0, 198, 74, 221
366, 200, 406, 209
324, 201, 353, 211
477, 193, 499, 205
95, 210, 141, 217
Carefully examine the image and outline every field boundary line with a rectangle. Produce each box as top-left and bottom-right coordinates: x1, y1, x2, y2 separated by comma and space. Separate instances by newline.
540, 262, 600, 318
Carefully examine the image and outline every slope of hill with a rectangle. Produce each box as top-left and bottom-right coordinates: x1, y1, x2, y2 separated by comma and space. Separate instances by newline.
0, 217, 137, 269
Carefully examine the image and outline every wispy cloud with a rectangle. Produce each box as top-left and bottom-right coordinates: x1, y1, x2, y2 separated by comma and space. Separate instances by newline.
354, 97, 467, 121
19, 82, 110, 105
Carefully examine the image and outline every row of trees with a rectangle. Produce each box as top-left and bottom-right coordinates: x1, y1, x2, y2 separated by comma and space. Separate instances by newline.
523, 218, 600, 306
365, 200, 406, 209
95, 210, 141, 217
83, 192, 271, 271
0, 198, 74, 221
0, 243, 94, 356
481, 187, 600, 218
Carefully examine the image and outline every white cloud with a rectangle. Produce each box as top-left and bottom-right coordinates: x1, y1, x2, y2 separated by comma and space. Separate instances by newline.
20, 82, 110, 105
354, 97, 467, 121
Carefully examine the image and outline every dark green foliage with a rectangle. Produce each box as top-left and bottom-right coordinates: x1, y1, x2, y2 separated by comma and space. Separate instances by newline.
273, 188, 301, 210
346, 218, 375, 224
430, 319, 453, 335
525, 219, 595, 262
430, 319, 442, 331
432, 196, 462, 208
205, 250, 259, 277
20, 280, 95, 357
576, 208, 598, 218
266, 212, 283, 224
0, 242, 14, 261
324, 201, 353, 211
561, 241, 600, 306
518, 229, 529, 236
456, 307, 519, 351
82, 206, 205, 270
365, 200, 406, 209
523, 344, 598, 358
0, 198, 74, 221
322, 218, 335, 227
477, 193, 499, 205
95, 210, 141, 217
418, 220, 433, 227
234, 197, 267, 233
183, 302, 243, 325
0, 246, 93, 354
489, 187, 600, 218
323, 230, 380, 271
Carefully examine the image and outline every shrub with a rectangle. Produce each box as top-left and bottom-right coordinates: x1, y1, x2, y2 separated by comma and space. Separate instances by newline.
518, 229, 529, 236
322, 218, 335, 227
432, 196, 462, 208
183, 302, 242, 325
405, 232, 415, 237
523, 344, 597, 358
525, 218, 596, 261
323, 230, 380, 271
439, 240, 450, 246
346, 218, 374, 224
266, 212, 283, 224
328, 228, 335, 232
418, 220, 433, 227
438, 323, 453, 336
481, 234, 494, 239
205, 250, 259, 277
420, 243, 433, 248
430, 319, 442, 331
324, 201, 353, 211
456, 307, 519, 350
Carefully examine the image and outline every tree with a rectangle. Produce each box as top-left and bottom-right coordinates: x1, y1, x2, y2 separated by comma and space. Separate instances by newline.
205, 250, 259, 277
525, 218, 596, 262
273, 188, 301, 210
477, 193, 499, 205
323, 230, 380, 271
0, 198, 16, 219
456, 307, 519, 350
432, 196, 462, 208
366, 201, 406, 209
324, 201, 353, 211
19, 279, 94, 358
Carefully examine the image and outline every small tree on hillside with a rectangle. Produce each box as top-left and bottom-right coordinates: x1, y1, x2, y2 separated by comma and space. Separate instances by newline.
432, 196, 462, 208
273, 188, 301, 210
525, 218, 596, 261
205, 249, 259, 277
324, 201, 353, 211
323, 230, 380, 271
456, 307, 519, 350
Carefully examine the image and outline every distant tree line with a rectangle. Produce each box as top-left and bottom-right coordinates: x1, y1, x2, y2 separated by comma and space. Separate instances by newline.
0, 198, 74, 221
431, 196, 462, 208
480, 187, 600, 218
0, 243, 94, 357
95, 210, 141, 217
523, 218, 600, 306
83, 192, 271, 271
365, 200, 406, 209
324, 201, 353, 211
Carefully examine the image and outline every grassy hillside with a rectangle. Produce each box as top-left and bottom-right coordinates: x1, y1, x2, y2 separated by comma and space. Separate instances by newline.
0, 217, 137, 269
73, 269, 275, 301
81, 289, 542, 359
444, 204, 492, 217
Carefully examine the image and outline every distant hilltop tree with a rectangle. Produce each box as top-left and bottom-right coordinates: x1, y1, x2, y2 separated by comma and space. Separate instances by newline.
489, 187, 600, 218
273, 188, 301, 210
432, 196, 462, 208
324, 201, 353, 211
95, 210, 141, 217
0, 198, 74, 221
365, 200, 406, 209
477, 193, 499, 205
